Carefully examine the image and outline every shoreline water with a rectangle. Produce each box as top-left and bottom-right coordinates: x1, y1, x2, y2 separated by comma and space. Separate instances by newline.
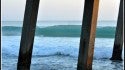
2, 21, 124, 70
2, 36, 124, 70
2, 55, 124, 70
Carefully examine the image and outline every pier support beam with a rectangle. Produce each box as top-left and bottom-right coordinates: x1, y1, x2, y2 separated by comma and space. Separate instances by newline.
77, 0, 99, 70
110, 0, 123, 61
17, 0, 40, 70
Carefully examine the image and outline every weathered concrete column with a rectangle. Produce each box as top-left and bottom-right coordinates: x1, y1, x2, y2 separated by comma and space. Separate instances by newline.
110, 0, 123, 61
17, 0, 40, 70
77, 0, 99, 70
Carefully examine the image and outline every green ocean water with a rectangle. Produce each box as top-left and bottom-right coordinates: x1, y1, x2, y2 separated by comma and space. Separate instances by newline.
2, 21, 124, 70
2, 25, 116, 38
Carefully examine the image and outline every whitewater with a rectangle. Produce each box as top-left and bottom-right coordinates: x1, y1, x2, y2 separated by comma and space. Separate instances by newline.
2, 21, 124, 70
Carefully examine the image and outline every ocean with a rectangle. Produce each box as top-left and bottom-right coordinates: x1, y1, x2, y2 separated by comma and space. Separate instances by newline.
2, 21, 124, 70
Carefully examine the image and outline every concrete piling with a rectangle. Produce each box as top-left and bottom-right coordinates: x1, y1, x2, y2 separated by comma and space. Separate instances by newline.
17, 0, 40, 70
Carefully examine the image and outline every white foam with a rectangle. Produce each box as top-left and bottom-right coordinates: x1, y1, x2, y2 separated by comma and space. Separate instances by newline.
2, 36, 123, 59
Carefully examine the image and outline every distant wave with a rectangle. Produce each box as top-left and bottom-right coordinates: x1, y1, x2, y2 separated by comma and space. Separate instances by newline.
2, 25, 116, 38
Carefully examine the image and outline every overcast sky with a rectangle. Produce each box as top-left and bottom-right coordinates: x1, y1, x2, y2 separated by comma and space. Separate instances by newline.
2, 0, 120, 21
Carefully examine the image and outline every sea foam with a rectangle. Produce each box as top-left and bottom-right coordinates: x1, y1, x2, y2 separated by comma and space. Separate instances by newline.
2, 36, 121, 60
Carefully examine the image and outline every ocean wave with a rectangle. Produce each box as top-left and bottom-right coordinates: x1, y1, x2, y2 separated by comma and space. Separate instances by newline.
2, 37, 124, 60
2, 25, 116, 38
2, 45, 114, 60
2, 36, 119, 60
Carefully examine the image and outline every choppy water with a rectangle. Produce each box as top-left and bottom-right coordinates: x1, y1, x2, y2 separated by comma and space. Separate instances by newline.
2, 21, 124, 70
2, 36, 124, 70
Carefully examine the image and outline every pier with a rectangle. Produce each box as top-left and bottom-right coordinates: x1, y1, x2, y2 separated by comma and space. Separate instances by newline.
17, 0, 40, 70
77, 0, 99, 70
17, 0, 123, 70
110, 0, 123, 61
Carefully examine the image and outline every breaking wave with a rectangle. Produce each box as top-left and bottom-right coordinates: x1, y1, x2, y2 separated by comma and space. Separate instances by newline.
2, 25, 116, 38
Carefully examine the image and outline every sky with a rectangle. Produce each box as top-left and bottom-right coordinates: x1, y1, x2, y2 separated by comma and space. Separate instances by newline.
1, 0, 120, 21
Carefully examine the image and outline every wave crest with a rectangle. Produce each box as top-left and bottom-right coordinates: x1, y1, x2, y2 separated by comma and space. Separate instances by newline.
2, 25, 116, 38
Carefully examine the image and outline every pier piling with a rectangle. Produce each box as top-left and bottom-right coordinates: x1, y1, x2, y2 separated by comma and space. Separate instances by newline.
110, 0, 123, 61
16, 0, 123, 69
77, 0, 99, 70
17, 0, 40, 70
